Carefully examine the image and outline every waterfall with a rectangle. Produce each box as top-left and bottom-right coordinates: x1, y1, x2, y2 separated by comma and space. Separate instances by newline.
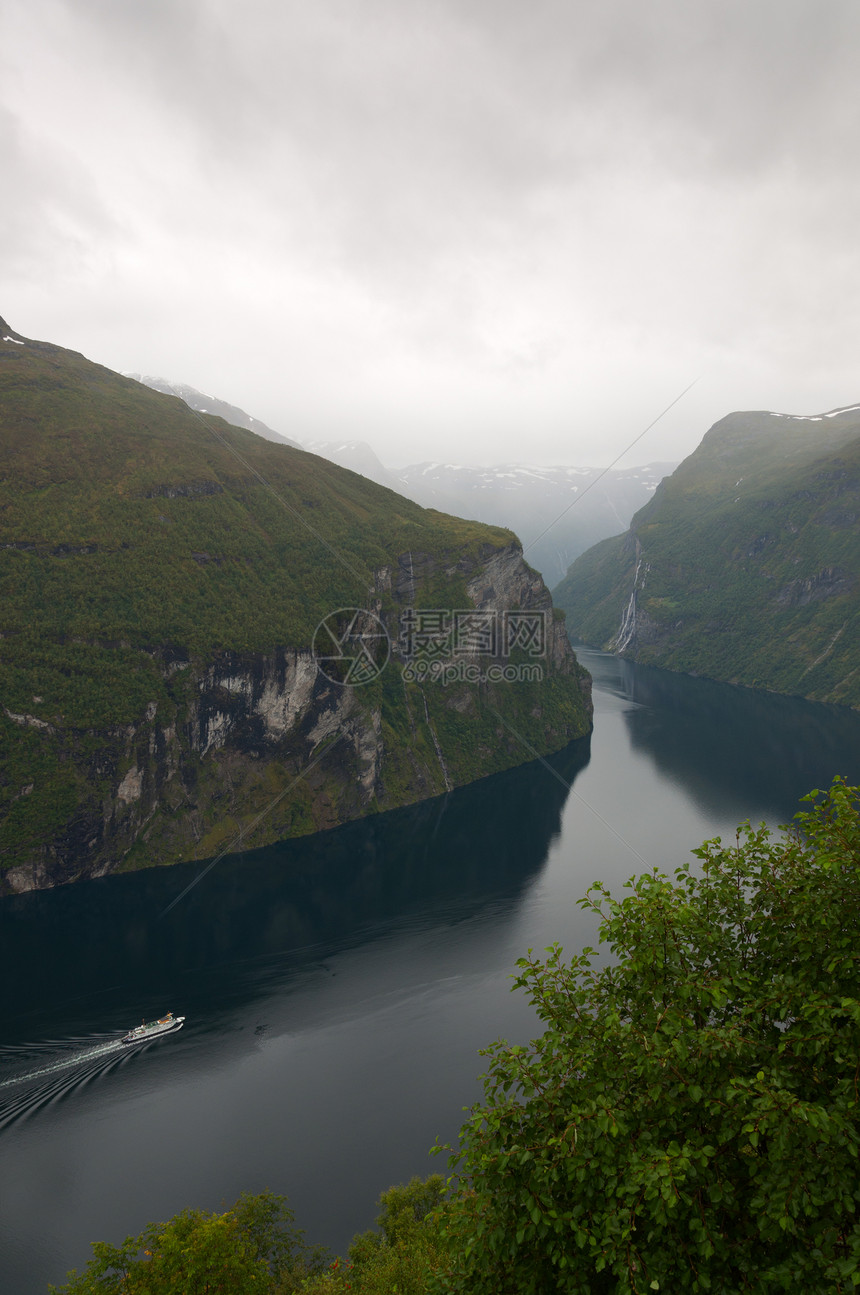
420, 689, 452, 792
612, 558, 642, 653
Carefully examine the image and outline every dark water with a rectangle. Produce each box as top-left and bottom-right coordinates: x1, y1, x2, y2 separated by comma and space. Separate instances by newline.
3, 647, 860, 1293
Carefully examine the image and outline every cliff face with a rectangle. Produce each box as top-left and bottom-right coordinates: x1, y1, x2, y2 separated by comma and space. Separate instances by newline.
0, 322, 591, 893
554, 406, 860, 709
3, 541, 589, 894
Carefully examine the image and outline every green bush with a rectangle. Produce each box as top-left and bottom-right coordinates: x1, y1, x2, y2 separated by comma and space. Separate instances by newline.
435, 777, 860, 1293
296, 1176, 448, 1294
50, 779, 860, 1293
49, 1191, 327, 1294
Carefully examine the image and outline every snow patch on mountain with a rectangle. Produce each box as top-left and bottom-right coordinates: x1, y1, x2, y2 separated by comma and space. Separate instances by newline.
126, 374, 300, 448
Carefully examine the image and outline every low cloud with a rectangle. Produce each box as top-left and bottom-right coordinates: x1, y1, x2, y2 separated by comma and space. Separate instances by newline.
2, 0, 859, 466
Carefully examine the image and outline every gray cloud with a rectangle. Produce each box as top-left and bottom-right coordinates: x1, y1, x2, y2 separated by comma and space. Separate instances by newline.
2, 0, 859, 465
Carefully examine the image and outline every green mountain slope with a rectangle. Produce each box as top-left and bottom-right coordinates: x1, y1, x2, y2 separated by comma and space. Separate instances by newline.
0, 319, 591, 892
554, 406, 860, 707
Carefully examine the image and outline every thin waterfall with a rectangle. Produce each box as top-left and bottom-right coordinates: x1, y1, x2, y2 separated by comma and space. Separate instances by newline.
612, 558, 642, 653
420, 688, 452, 792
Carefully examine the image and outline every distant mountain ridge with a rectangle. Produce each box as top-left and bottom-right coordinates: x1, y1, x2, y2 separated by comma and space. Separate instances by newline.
128, 381, 676, 585
301, 438, 401, 490
398, 459, 675, 584
304, 440, 675, 585
127, 374, 302, 448
555, 404, 860, 709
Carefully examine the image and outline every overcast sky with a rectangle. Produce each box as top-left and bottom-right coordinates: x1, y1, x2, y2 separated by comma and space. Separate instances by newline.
3, 0, 859, 466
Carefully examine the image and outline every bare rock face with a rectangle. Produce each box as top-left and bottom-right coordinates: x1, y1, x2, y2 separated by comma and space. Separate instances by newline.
1, 542, 590, 894
465, 543, 578, 673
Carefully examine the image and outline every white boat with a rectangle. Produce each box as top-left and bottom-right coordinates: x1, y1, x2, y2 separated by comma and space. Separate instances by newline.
121, 1011, 185, 1045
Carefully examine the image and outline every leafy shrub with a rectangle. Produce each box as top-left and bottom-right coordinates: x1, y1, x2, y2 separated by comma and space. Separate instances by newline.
49, 1190, 327, 1294
436, 778, 860, 1292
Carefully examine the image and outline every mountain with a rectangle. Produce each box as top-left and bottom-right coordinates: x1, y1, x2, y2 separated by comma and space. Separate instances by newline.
305, 443, 675, 586
131, 412, 672, 587
554, 405, 860, 708
301, 438, 400, 490
0, 318, 591, 894
126, 374, 302, 448
395, 460, 675, 585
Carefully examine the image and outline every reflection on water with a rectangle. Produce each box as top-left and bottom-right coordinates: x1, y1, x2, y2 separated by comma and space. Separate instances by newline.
5, 649, 860, 1294
0, 734, 591, 1043
575, 643, 860, 823
0, 735, 592, 1293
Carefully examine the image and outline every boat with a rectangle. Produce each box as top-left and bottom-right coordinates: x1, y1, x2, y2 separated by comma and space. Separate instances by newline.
121, 1011, 185, 1045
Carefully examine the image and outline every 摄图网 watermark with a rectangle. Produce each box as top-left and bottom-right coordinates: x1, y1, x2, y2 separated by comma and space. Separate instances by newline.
312, 607, 547, 686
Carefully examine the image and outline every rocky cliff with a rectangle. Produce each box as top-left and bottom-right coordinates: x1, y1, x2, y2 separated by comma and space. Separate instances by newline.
0, 320, 591, 892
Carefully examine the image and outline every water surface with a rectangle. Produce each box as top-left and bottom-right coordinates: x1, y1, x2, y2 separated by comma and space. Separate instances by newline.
3, 648, 860, 1292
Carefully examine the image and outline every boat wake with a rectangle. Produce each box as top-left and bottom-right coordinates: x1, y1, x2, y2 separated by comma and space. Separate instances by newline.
0, 1035, 137, 1131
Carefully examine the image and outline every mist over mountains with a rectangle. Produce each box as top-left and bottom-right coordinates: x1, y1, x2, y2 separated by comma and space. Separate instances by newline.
304, 444, 674, 586
128, 366, 860, 711
126, 374, 301, 449
128, 376, 672, 585
397, 459, 674, 587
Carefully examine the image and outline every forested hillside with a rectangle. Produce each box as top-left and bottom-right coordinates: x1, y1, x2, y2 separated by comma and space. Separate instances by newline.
554, 406, 860, 708
0, 319, 591, 891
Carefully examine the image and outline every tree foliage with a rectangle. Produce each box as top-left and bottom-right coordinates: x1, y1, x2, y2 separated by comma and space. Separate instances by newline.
48, 1190, 327, 1294
47, 783, 860, 1293
297, 1176, 448, 1294
436, 778, 860, 1293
